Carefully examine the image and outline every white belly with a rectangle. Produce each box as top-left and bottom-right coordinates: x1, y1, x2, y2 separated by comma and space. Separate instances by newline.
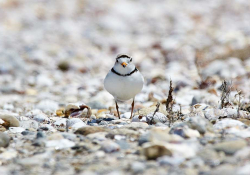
104, 71, 144, 101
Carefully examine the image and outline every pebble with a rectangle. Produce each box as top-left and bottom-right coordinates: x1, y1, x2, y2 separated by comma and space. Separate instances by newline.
170, 126, 200, 138
101, 140, 120, 153
186, 116, 211, 135
36, 100, 59, 113
213, 140, 247, 155
158, 155, 185, 166
213, 119, 246, 130
0, 113, 20, 127
1, 0, 250, 174
0, 132, 10, 148
120, 112, 131, 119
46, 139, 75, 149
141, 143, 173, 160
130, 161, 146, 174
9, 127, 25, 133
124, 122, 149, 129
75, 126, 109, 136
20, 120, 39, 130
147, 112, 168, 124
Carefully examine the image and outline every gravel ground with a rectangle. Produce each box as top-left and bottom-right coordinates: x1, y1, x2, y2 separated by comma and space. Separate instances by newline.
1, 0, 250, 175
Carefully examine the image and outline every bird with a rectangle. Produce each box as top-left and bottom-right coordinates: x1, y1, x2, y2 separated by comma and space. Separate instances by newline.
104, 54, 144, 119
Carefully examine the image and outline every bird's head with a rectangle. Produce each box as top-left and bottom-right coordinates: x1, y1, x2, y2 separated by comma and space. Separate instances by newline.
115, 54, 133, 68
113, 54, 135, 74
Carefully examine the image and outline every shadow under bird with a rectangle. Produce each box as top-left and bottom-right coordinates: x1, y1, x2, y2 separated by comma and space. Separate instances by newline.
104, 54, 144, 119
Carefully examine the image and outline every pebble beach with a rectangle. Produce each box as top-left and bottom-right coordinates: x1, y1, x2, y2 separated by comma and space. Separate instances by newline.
1, 0, 250, 174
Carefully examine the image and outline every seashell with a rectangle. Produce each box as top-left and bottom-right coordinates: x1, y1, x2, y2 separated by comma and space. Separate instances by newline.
64, 102, 92, 118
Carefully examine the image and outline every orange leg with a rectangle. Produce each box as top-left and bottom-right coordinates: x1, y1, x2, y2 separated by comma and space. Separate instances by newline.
115, 101, 120, 119
130, 99, 135, 119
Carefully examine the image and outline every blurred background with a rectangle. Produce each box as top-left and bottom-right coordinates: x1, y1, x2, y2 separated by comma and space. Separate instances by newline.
0, 0, 250, 109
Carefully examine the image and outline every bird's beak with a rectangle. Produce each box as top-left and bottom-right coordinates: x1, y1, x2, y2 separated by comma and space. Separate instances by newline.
121, 62, 127, 68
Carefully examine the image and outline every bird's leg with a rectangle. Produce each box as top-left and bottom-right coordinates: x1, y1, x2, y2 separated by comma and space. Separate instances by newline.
130, 98, 135, 119
115, 101, 120, 119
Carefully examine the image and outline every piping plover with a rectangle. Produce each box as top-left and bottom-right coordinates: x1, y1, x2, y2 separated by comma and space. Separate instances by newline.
104, 54, 144, 119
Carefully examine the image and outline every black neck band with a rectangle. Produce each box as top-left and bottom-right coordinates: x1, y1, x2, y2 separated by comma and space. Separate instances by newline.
111, 67, 138, 76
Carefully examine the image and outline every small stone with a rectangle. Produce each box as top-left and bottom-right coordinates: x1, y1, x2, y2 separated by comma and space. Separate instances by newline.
120, 112, 131, 119
58, 61, 70, 71
21, 130, 34, 136
20, 120, 39, 130
0, 113, 20, 127
88, 101, 107, 109
147, 112, 168, 124
237, 163, 250, 175
130, 161, 146, 174
158, 155, 185, 166
197, 148, 224, 166
170, 125, 200, 138
205, 164, 237, 175
238, 119, 250, 126
48, 133, 64, 140
26, 109, 49, 123
36, 131, 46, 139
116, 140, 130, 150
56, 108, 65, 117
36, 100, 59, 114
134, 104, 168, 116
46, 139, 75, 149
131, 115, 147, 122
186, 116, 211, 135
87, 132, 107, 141
214, 119, 246, 130
101, 140, 120, 153
67, 118, 86, 130
75, 126, 109, 136
9, 127, 25, 133
0, 132, 10, 148
141, 143, 172, 160
213, 140, 247, 155
99, 121, 108, 125
124, 122, 149, 129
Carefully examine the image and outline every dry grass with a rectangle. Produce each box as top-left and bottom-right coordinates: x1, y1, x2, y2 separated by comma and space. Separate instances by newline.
220, 80, 231, 109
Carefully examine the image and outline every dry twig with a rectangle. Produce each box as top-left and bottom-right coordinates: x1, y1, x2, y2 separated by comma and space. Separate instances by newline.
235, 90, 243, 118
166, 80, 174, 112
220, 80, 231, 109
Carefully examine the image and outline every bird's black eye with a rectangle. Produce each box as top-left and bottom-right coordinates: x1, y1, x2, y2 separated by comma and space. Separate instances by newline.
116, 60, 118, 63
130, 58, 132, 62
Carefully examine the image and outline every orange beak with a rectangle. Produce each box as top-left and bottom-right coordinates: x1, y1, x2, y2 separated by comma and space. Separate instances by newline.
121, 62, 127, 68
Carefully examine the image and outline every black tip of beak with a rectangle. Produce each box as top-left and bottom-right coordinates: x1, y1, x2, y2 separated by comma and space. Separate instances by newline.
123, 65, 126, 68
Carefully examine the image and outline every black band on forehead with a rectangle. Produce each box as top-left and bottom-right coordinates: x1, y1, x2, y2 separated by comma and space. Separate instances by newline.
116, 54, 130, 60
